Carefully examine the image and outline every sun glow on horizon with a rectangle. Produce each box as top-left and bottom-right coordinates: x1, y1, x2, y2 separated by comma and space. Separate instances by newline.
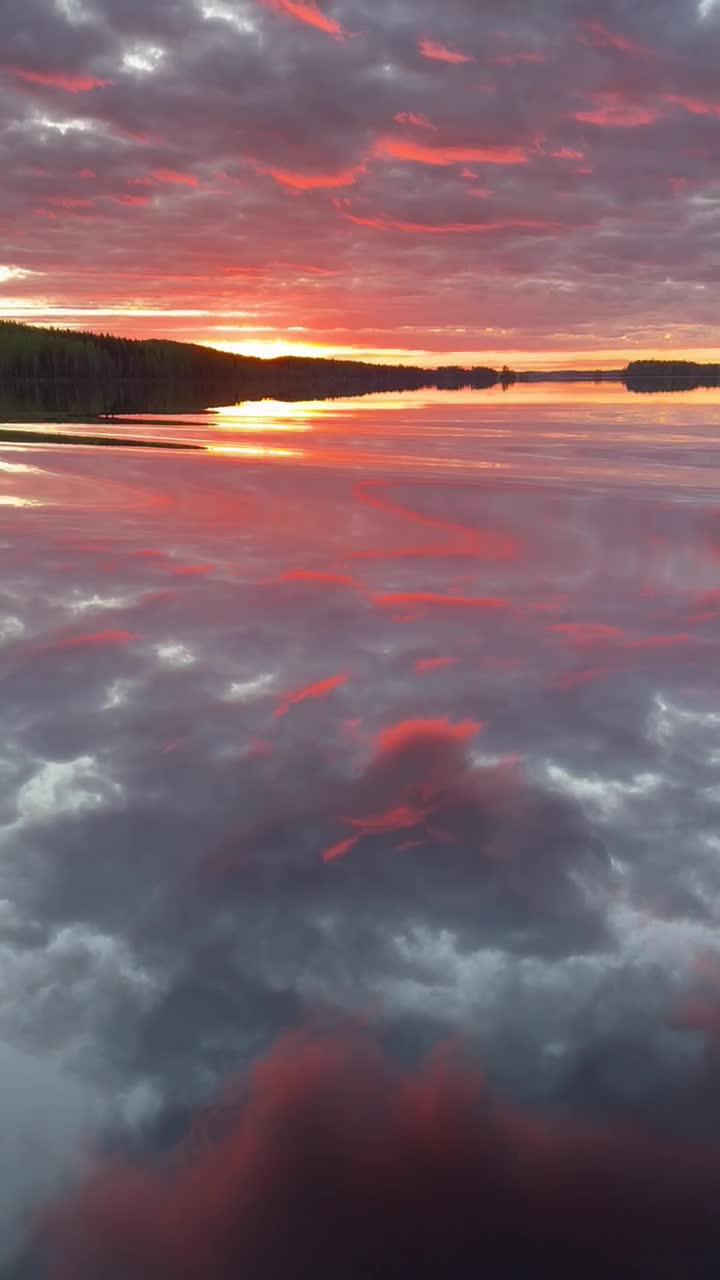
201, 337, 720, 372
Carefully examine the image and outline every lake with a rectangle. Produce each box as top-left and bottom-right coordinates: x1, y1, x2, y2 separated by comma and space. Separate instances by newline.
3, 381, 720, 1270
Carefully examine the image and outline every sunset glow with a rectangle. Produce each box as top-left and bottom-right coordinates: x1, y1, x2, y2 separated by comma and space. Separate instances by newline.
1, 1, 719, 366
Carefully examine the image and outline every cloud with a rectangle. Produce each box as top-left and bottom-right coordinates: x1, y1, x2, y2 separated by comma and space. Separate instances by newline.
151, 168, 199, 186
373, 591, 510, 609
415, 657, 458, 673
318, 716, 484, 861
579, 20, 653, 56
418, 38, 474, 64
274, 671, 349, 717
262, 0, 346, 37
573, 93, 663, 127
393, 111, 437, 131
38, 1031, 720, 1278
1, 0, 719, 357
263, 163, 364, 190
6, 440, 720, 1271
0, 1042, 96, 1266
43, 629, 138, 650
373, 136, 528, 166
663, 92, 720, 118
2, 67, 111, 92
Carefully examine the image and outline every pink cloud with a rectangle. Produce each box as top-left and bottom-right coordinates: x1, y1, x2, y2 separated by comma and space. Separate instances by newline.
3, 66, 111, 92
114, 194, 152, 206
46, 196, 94, 209
50, 629, 137, 650
375, 717, 482, 756
264, 164, 363, 190
374, 591, 510, 610
393, 111, 438, 131
321, 836, 360, 862
663, 93, 720, 118
342, 210, 552, 234
415, 657, 459, 673
574, 93, 662, 126
319, 716, 483, 862
274, 671, 349, 717
580, 20, 653, 56
263, 0, 345, 37
622, 633, 691, 650
418, 38, 474, 64
374, 135, 528, 166
152, 169, 199, 187
549, 623, 622, 645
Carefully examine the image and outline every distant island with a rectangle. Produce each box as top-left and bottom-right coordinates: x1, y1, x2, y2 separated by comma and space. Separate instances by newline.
0, 322, 719, 420
624, 359, 720, 393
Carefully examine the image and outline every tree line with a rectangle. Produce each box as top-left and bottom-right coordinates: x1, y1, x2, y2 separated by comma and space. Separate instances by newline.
625, 359, 720, 393
0, 321, 501, 418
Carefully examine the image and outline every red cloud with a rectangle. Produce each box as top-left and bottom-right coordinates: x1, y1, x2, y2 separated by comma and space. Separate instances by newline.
574, 93, 661, 126
41, 1031, 720, 1278
263, 0, 345, 37
415, 657, 459, 673
46, 196, 94, 209
374, 135, 527, 165
622, 633, 690, 650
393, 111, 437, 131
352, 481, 519, 562
274, 672, 349, 717
320, 716, 483, 862
49, 629, 137, 650
549, 623, 622, 645
373, 591, 510, 609
3, 66, 110, 92
663, 93, 720, 118
549, 624, 690, 652
264, 164, 363, 190
418, 38, 474, 64
152, 169, 199, 187
580, 20, 652, 56
375, 717, 481, 756
344, 211, 551, 234
271, 569, 359, 587
321, 835, 360, 862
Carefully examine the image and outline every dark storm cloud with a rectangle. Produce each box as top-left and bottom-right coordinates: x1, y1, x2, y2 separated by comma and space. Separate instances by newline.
1, 0, 719, 352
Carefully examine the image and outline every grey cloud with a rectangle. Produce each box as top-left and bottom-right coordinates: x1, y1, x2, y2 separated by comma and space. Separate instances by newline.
1, 0, 719, 351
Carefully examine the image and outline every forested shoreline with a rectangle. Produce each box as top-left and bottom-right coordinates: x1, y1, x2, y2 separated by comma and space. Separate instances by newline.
1, 324, 719, 420
0, 321, 499, 419
625, 359, 720, 393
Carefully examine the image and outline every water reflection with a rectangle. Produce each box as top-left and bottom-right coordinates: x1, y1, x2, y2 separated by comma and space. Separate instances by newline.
3, 393, 720, 1271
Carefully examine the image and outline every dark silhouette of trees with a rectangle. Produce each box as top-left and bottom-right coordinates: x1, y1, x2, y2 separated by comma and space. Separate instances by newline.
625, 359, 720, 394
0, 321, 499, 420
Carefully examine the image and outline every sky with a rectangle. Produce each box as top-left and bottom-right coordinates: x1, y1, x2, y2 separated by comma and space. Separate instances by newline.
1, 0, 720, 368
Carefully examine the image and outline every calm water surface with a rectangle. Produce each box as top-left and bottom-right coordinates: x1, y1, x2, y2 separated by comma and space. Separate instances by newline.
3, 383, 720, 1267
